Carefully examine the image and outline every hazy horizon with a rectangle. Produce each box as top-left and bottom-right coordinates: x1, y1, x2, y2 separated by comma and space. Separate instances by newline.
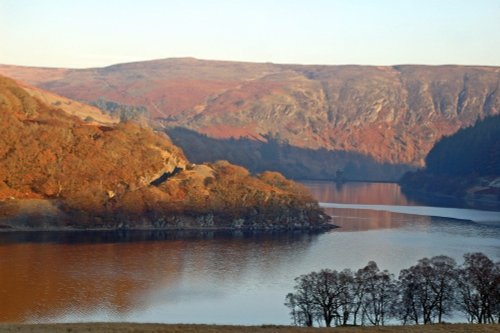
1, 0, 500, 68
3, 55, 500, 70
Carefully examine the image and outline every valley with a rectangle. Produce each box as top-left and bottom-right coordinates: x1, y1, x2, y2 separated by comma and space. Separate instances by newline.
1, 59, 499, 180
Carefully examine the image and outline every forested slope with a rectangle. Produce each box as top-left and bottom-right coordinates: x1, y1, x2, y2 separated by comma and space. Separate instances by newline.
400, 115, 500, 205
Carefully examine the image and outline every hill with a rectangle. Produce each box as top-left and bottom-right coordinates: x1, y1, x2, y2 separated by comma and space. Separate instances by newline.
400, 114, 500, 207
0, 75, 330, 230
1, 59, 499, 180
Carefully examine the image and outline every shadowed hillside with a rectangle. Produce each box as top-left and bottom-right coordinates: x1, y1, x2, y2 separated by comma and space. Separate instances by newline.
401, 115, 500, 207
168, 127, 412, 181
1, 59, 499, 181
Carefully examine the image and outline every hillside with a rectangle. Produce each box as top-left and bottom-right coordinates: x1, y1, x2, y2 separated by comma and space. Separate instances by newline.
0, 75, 330, 230
400, 115, 500, 207
1, 59, 499, 180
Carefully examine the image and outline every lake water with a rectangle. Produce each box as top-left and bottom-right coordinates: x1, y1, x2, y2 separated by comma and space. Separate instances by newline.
0, 182, 499, 324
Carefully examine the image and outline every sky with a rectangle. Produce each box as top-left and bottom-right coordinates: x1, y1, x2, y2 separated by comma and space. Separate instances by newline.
1, 0, 500, 68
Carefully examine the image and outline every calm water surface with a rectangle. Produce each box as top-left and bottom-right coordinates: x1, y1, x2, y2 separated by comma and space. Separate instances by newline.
0, 182, 499, 324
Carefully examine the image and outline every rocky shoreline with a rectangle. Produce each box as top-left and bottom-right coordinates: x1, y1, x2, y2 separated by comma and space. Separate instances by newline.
0, 222, 336, 233
0, 198, 334, 233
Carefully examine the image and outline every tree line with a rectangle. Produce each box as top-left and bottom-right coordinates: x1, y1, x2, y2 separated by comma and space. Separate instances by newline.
285, 252, 499, 327
425, 114, 500, 177
400, 114, 500, 198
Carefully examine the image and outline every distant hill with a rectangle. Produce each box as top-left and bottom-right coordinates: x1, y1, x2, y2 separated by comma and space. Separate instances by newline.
400, 115, 500, 207
19, 82, 118, 125
0, 75, 330, 230
1, 59, 499, 180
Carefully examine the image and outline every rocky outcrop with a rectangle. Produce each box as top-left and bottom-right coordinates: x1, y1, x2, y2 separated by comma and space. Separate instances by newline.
1, 59, 499, 174
0, 75, 331, 231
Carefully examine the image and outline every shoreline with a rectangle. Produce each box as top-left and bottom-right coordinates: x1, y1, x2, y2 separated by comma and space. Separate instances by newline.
319, 202, 500, 223
400, 188, 500, 211
0, 197, 335, 233
0, 223, 337, 233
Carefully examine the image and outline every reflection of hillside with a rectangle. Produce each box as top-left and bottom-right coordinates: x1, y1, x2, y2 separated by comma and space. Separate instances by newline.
305, 182, 430, 231
0, 232, 317, 322
324, 207, 432, 232
0, 241, 184, 322
304, 181, 418, 205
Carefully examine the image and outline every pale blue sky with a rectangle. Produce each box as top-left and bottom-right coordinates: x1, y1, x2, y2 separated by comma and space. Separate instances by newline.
1, 0, 499, 68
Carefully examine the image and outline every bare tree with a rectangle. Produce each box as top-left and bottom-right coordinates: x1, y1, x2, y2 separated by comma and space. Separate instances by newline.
359, 261, 398, 326
398, 255, 457, 324
309, 269, 343, 327
457, 252, 499, 324
285, 274, 318, 327
285, 252, 498, 327
398, 267, 422, 325
337, 269, 355, 326
429, 255, 457, 323
351, 267, 368, 326
493, 260, 500, 324
285, 269, 348, 327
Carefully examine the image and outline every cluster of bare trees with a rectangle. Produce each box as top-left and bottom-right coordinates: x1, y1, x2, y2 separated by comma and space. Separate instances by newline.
285, 252, 499, 327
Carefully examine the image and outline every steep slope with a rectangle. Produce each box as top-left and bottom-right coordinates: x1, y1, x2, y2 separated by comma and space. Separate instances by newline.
1, 59, 499, 179
20, 84, 118, 125
401, 115, 500, 207
0, 66, 118, 125
0, 75, 330, 230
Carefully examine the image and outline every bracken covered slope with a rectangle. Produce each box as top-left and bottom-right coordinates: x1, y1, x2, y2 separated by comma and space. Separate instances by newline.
1, 59, 499, 178
0, 75, 330, 230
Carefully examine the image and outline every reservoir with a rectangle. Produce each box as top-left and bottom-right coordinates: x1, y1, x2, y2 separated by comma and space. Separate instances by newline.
0, 182, 499, 324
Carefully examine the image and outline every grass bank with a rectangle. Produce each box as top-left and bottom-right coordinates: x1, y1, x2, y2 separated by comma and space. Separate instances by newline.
0, 323, 498, 333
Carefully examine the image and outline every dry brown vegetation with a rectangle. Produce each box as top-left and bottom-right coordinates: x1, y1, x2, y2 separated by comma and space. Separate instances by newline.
0, 75, 329, 230
21, 84, 118, 125
0, 323, 498, 333
0, 75, 186, 203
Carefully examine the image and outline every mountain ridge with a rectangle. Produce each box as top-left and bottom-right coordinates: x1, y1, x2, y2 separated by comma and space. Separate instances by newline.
1, 58, 499, 179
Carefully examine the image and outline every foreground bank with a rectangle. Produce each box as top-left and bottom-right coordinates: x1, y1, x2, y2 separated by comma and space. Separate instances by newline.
0, 323, 498, 333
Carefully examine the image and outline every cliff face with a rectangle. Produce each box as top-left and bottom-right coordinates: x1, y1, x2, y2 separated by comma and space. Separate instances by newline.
1, 59, 499, 177
0, 75, 330, 230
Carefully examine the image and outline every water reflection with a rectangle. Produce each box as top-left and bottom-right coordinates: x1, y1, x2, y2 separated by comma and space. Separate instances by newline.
0, 232, 318, 322
303, 181, 432, 231
305, 181, 419, 205
0, 230, 321, 245
0, 182, 498, 325
323, 207, 432, 231
303, 181, 500, 232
